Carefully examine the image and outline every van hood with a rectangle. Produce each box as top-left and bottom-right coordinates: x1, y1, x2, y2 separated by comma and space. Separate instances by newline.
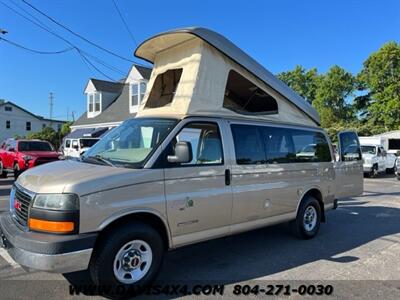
16, 160, 150, 195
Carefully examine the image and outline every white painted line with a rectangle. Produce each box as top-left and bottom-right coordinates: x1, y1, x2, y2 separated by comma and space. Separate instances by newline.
0, 248, 19, 269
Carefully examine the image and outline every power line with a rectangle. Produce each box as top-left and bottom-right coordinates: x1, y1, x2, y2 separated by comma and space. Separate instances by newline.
0, 36, 74, 54
21, 0, 141, 64
1, 0, 122, 80
111, 0, 138, 47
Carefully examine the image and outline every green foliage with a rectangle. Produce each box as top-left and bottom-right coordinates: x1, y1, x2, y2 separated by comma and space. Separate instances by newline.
26, 123, 71, 149
277, 41, 400, 136
358, 41, 400, 130
277, 66, 320, 104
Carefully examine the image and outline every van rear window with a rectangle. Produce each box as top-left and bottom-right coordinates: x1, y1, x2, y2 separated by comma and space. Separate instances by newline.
231, 124, 331, 165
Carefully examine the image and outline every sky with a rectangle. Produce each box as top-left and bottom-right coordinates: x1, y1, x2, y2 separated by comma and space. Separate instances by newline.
0, 0, 399, 121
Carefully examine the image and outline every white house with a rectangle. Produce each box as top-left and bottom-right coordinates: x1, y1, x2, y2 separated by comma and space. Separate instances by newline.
69, 64, 151, 138
0, 100, 65, 142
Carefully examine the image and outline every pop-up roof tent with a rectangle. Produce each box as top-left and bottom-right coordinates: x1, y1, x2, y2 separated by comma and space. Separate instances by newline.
134, 27, 320, 126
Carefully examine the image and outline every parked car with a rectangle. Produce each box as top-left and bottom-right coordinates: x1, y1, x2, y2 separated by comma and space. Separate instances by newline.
0, 139, 59, 179
0, 28, 364, 298
361, 144, 397, 177
62, 137, 99, 158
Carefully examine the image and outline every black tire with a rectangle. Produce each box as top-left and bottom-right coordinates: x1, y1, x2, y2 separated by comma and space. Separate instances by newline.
0, 161, 7, 178
386, 167, 395, 174
89, 221, 164, 299
13, 163, 21, 179
369, 164, 378, 178
290, 196, 321, 239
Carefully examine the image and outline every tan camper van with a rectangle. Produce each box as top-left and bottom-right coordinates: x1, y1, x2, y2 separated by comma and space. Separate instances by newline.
0, 28, 363, 296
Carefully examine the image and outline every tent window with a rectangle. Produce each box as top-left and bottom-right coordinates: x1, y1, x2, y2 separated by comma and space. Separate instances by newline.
145, 68, 183, 109
223, 70, 278, 115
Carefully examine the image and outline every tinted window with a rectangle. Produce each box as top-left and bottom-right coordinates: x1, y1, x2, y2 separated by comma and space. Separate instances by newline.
223, 70, 278, 115
18, 141, 53, 152
339, 132, 362, 161
169, 123, 223, 166
231, 125, 266, 165
261, 127, 295, 163
292, 130, 331, 162
65, 139, 71, 148
389, 139, 400, 150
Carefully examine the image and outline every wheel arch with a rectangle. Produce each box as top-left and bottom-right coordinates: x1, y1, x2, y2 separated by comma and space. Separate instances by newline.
95, 209, 172, 250
296, 187, 325, 222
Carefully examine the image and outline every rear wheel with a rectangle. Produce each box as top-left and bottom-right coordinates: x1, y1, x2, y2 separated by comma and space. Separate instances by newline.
89, 221, 164, 298
0, 161, 7, 178
291, 196, 321, 239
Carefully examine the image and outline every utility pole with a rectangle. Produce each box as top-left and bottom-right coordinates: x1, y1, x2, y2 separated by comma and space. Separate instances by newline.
71, 111, 76, 122
49, 92, 54, 124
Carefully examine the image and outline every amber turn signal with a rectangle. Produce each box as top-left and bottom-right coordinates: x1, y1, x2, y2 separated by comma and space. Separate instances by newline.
28, 218, 74, 233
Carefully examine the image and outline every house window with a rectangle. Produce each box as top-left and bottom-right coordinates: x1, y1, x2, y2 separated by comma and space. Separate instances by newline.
223, 70, 278, 115
5, 106, 12, 112
94, 93, 101, 112
145, 69, 183, 109
42, 124, 46, 129
6, 120, 10, 129
131, 83, 139, 106
88, 94, 94, 112
26, 122, 31, 131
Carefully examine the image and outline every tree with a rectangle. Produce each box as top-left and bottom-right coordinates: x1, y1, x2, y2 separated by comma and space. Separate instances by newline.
27, 126, 59, 147
313, 65, 356, 128
358, 41, 400, 130
277, 66, 320, 104
60, 121, 72, 137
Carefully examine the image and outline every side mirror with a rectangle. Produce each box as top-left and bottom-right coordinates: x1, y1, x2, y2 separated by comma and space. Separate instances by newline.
167, 141, 192, 163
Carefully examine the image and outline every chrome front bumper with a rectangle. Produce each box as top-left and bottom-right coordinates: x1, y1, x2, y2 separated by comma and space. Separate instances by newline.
5, 244, 92, 273
0, 213, 96, 273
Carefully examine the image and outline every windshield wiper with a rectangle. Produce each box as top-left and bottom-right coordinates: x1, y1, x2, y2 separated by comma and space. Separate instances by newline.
85, 155, 115, 167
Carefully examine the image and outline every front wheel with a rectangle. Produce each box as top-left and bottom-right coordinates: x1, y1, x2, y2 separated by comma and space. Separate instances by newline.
0, 161, 7, 178
89, 221, 164, 298
13, 163, 21, 179
290, 196, 321, 239
369, 165, 378, 178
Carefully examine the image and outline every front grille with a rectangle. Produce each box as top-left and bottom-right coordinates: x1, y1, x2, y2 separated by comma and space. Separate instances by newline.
13, 185, 34, 227
35, 157, 58, 166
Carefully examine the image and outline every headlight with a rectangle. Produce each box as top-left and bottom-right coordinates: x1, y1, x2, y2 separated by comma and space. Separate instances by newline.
23, 155, 33, 161
32, 194, 79, 210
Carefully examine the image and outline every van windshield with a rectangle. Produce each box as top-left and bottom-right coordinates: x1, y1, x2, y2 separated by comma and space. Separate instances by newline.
80, 139, 99, 148
82, 118, 178, 168
361, 145, 376, 154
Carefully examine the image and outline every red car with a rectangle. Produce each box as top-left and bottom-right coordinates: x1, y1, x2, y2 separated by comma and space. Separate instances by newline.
0, 139, 60, 179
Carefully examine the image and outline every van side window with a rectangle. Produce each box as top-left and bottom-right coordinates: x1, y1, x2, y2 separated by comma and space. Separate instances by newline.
65, 140, 71, 148
145, 69, 183, 109
169, 122, 223, 166
261, 127, 295, 164
223, 70, 278, 115
292, 130, 332, 162
231, 124, 266, 165
339, 132, 362, 161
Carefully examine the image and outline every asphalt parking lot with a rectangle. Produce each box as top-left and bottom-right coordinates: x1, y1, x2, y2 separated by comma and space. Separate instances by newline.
0, 175, 399, 299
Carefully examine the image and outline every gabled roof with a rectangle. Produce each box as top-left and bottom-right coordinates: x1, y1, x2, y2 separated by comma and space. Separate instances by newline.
0, 101, 65, 123
135, 27, 320, 125
89, 79, 124, 94
73, 83, 134, 126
